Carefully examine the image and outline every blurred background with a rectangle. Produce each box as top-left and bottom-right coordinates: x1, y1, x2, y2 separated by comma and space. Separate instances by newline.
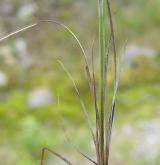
0, 0, 160, 164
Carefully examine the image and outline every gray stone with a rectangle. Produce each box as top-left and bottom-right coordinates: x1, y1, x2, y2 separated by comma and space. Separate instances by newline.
0, 71, 8, 87
27, 88, 54, 108
124, 44, 156, 65
15, 38, 32, 68
17, 2, 37, 20
112, 120, 160, 161
125, 44, 156, 57
0, 46, 16, 65
133, 121, 160, 160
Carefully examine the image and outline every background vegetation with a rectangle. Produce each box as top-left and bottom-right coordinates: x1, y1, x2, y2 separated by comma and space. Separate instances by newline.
0, 0, 159, 164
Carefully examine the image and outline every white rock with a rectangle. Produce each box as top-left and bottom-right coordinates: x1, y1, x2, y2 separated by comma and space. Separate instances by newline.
112, 120, 160, 162
0, 71, 8, 87
0, 46, 16, 65
15, 39, 32, 68
124, 44, 156, 65
17, 3, 37, 20
27, 88, 53, 108
134, 121, 160, 160
122, 124, 133, 137
125, 44, 156, 57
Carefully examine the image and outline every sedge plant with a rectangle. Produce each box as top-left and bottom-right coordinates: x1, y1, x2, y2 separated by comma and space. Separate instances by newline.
0, 0, 122, 165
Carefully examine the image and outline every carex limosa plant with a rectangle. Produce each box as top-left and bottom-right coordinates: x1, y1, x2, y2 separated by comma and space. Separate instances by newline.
0, 0, 121, 165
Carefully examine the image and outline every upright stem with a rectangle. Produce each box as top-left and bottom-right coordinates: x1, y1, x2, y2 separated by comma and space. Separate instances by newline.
98, 0, 106, 164
106, 0, 117, 82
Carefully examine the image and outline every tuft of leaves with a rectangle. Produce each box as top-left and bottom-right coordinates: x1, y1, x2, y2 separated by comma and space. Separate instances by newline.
0, 1, 123, 165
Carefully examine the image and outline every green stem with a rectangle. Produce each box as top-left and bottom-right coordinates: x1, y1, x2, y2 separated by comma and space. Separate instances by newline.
98, 0, 106, 164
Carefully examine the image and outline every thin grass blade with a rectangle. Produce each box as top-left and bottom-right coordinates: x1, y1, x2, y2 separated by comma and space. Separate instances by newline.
108, 43, 127, 144
40, 147, 74, 165
90, 39, 101, 164
55, 94, 97, 165
0, 19, 92, 78
0, 24, 37, 42
76, 149, 97, 165
104, 34, 112, 165
106, 0, 117, 82
61, 122, 97, 165
58, 60, 97, 152
38, 20, 94, 104
0, 20, 94, 111
105, 1, 117, 163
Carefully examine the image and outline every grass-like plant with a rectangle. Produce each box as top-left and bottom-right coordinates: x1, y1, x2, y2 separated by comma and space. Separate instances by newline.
0, 0, 121, 165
